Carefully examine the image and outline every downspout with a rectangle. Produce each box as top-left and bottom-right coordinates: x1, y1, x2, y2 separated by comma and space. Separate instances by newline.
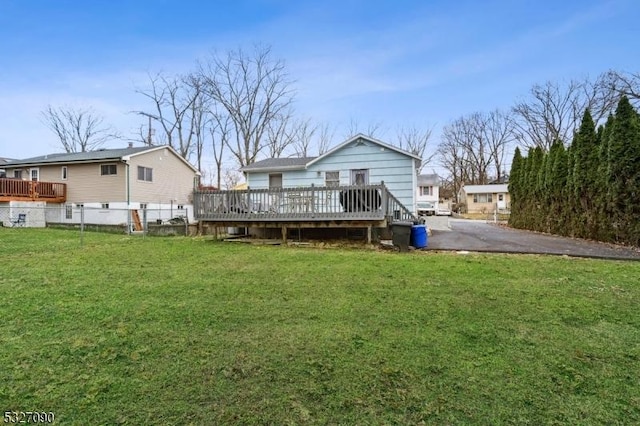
124, 160, 131, 234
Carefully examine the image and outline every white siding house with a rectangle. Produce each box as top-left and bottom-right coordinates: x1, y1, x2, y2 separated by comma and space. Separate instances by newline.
241, 134, 420, 212
416, 174, 440, 213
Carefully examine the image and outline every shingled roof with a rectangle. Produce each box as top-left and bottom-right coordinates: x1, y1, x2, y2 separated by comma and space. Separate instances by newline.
241, 156, 317, 172
5, 146, 156, 167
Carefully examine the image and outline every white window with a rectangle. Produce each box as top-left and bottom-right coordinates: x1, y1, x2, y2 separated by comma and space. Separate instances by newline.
14, 170, 22, 179
325, 171, 340, 187
177, 205, 184, 210
350, 169, 369, 185
419, 186, 433, 196
473, 193, 493, 203
65, 204, 73, 219
101, 203, 109, 209
101, 164, 117, 175
61, 166, 68, 180
30, 168, 39, 182
140, 203, 148, 210
137, 166, 153, 182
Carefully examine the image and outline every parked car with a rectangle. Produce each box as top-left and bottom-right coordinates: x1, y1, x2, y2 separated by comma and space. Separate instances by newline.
417, 201, 436, 216
436, 206, 452, 216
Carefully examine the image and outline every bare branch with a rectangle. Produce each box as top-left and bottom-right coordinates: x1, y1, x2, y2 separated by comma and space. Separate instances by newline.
41, 105, 117, 153
197, 45, 295, 167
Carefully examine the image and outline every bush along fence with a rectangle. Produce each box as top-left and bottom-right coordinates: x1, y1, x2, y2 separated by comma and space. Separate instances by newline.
508, 96, 640, 247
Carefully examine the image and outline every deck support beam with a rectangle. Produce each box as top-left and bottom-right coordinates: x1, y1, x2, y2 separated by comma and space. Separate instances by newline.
281, 226, 287, 243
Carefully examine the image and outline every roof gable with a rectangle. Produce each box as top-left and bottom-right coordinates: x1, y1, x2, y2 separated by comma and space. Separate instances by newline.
307, 134, 421, 167
239, 134, 420, 174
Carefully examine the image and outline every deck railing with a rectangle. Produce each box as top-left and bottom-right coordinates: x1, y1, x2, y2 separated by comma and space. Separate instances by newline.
194, 184, 417, 223
0, 178, 67, 202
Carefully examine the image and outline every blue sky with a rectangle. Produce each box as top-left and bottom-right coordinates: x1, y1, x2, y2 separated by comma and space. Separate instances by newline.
1, 0, 638, 171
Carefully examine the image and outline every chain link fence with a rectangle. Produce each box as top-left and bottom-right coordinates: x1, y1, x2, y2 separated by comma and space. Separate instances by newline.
0, 203, 193, 237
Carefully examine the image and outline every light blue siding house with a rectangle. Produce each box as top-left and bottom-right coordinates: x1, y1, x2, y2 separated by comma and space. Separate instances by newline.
241, 134, 420, 213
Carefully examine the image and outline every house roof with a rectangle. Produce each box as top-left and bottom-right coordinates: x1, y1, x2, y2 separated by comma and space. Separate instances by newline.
241, 156, 316, 172
4, 145, 200, 174
307, 134, 421, 166
462, 184, 509, 194
240, 134, 421, 173
417, 174, 440, 186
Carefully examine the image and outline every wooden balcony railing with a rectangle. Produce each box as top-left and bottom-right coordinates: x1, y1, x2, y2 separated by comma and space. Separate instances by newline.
0, 178, 67, 203
193, 183, 417, 223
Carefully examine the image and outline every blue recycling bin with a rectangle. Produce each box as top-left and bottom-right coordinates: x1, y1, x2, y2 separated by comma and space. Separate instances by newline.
410, 224, 428, 249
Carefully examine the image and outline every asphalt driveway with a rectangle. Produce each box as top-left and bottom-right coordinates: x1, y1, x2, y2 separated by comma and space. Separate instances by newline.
425, 218, 640, 260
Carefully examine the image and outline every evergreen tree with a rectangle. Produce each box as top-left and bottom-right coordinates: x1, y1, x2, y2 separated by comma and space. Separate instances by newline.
595, 116, 615, 241
528, 147, 544, 230
547, 141, 567, 234
607, 96, 640, 245
572, 109, 599, 238
508, 147, 524, 228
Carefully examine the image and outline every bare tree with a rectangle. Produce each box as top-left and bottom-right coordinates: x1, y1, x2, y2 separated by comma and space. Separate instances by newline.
135, 72, 201, 160
512, 80, 582, 150
602, 70, 640, 105
222, 168, 242, 189
345, 118, 384, 139
41, 105, 117, 153
198, 45, 295, 167
316, 122, 335, 155
264, 110, 297, 158
290, 118, 319, 157
437, 127, 470, 206
512, 76, 620, 151
482, 110, 516, 181
395, 125, 435, 173
209, 108, 231, 190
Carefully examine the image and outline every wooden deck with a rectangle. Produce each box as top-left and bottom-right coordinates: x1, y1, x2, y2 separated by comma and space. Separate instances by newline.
194, 184, 417, 241
0, 178, 67, 203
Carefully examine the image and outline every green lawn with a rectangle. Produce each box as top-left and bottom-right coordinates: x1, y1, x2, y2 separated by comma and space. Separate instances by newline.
1, 228, 639, 425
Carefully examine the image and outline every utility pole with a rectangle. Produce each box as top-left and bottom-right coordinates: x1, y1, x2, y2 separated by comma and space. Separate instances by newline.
147, 115, 152, 146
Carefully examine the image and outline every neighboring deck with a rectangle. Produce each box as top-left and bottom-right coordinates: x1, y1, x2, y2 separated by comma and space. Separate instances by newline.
193, 184, 417, 235
0, 178, 67, 203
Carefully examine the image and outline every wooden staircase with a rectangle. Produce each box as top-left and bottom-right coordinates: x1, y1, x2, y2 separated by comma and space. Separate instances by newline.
131, 209, 143, 231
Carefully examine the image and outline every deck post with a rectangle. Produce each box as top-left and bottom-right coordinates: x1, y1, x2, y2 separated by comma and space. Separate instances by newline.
367, 225, 372, 244
281, 225, 287, 243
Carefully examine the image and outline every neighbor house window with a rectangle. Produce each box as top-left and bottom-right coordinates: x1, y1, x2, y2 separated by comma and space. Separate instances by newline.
61, 166, 68, 180
14, 170, 22, 179
101, 164, 117, 175
137, 166, 153, 182
473, 193, 493, 203
101, 203, 109, 209
419, 186, 433, 196
65, 204, 73, 219
325, 171, 340, 187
